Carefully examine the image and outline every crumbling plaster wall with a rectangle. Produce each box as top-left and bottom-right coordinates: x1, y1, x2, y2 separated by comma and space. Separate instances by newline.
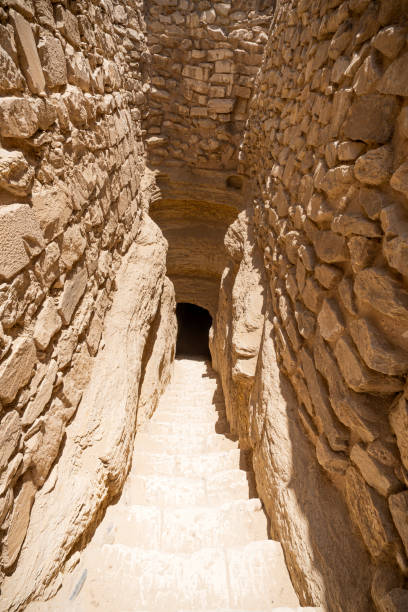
0, 0, 176, 606
212, 0, 408, 610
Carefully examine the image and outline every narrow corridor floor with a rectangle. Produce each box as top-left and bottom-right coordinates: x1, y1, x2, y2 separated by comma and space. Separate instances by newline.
28, 357, 318, 612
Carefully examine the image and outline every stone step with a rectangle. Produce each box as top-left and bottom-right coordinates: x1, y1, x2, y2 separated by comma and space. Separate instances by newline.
154, 408, 226, 424
132, 431, 239, 455
124, 468, 253, 508
131, 448, 248, 477
106, 498, 267, 553
160, 498, 268, 553
206, 468, 257, 505
67, 540, 299, 611
143, 419, 226, 436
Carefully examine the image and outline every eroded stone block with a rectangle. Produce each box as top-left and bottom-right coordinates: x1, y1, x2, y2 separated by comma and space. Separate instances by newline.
37, 30, 67, 89
389, 491, 408, 557
0, 204, 44, 281
58, 266, 88, 325
0, 148, 34, 196
0, 96, 40, 138
346, 466, 398, 558
0, 410, 21, 472
0, 336, 36, 404
33, 297, 62, 351
10, 10, 45, 95
1, 472, 36, 568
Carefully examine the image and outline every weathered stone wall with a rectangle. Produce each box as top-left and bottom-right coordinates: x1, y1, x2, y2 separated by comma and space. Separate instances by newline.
144, 0, 274, 315
212, 0, 408, 610
144, 0, 273, 171
0, 0, 176, 601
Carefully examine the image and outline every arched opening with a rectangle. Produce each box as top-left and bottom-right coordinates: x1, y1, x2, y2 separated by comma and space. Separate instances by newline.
176, 302, 212, 358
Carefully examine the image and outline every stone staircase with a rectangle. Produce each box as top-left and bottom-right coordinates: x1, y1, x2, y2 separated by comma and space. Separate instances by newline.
27, 357, 319, 612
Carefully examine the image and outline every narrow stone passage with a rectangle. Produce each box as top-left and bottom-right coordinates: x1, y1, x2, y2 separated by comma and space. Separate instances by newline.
28, 358, 317, 612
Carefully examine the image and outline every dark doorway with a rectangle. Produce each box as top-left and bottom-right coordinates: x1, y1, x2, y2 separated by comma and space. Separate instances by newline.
176, 303, 212, 357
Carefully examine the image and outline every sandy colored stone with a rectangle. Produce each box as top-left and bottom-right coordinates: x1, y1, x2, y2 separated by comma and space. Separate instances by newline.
31, 182, 73, 240
33, 298, 62, 351
23, 359, 57, 426
390, 161, 408, 200
10, 9, 45, 95
37, 30, 67, 89
354, 267, 408, 323
317, 299, 344, 342
349, 318, 408, 376
345, 466, 398, 558
389, 397, 408, 472
351, 444, 401, 497
2, 473, 36, 568
0, 44, 25, 93
60, 224, 86, 270
354, 146, 393, 185
57, 266, 88, 326
334, 335, 403, 394
0, 96, 40, 138
0, 336, 36, 404
0, 410, 21, 472
373, 26, 406, 59
377, 52, 408, 97
0, 148, 34, 196
388, 491, 408, 557
0, 204, 44, 281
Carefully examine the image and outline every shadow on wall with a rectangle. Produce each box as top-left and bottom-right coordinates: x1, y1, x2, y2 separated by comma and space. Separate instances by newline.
250, 309, 374, 611
176, 303, 212, 358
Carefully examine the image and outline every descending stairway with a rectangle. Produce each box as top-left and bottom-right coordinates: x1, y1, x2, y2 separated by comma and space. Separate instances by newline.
28, 357, 319, 612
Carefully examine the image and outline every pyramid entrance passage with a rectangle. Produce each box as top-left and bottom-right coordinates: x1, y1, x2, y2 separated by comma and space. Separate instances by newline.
176, 302, 212, 358
31, 358, 308, 611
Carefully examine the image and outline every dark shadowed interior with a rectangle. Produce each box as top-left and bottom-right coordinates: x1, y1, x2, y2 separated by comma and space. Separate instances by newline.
176, 303, 212, 357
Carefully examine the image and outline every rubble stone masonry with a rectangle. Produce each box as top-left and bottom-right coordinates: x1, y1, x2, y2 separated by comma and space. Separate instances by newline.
1, 0, 408, 610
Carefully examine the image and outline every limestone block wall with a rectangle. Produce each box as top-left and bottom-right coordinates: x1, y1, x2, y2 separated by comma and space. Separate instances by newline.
0, 0, 176, 595
143, 0, 274, 315
144, 0, 273, 172
213, 0, 408, 610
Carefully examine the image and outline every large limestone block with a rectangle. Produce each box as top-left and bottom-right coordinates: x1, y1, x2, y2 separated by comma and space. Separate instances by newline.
31, 182, 73, 240
0, 44, 25, 93
345, 466, 398, 558
349, 318, 408, 376
22, 359, 58, 426
57, 266, 88, 325
389, 491, 408, 557
0, 410, 21, 471
55, 6, 81, 48
1, 472, 36, 569
342, 95, 398, 143
354, 267, 408, 324
0, 336, 36, 404
354, 146, 393, 185
10, 10, 45, 95
37, 30, 67, 89
377, 52, 408, 97
0, 148, 34, 196
0, 96, 40, 138
334, 335, 403, 394
0, 204, 45, 281
60, 224, 86, 270
390, 161, 408, 200
389, 397, 408, 472
33, 298, 62, 350
350, 443, 401, 497
29, 402, 66, 487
